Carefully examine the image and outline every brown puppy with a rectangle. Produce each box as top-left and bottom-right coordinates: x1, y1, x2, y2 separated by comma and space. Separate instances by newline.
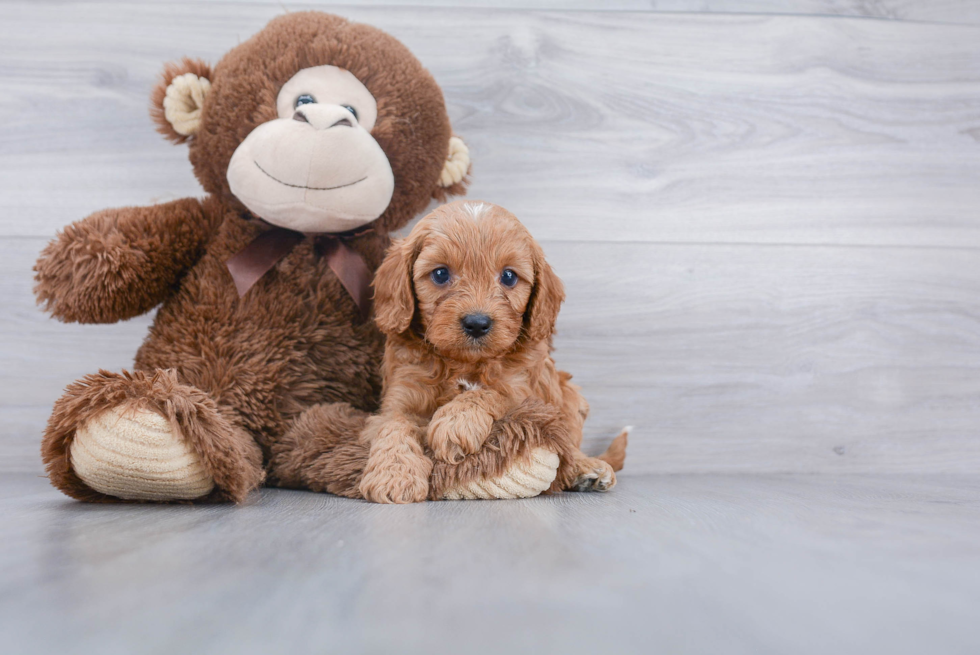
358, 201, 627, 504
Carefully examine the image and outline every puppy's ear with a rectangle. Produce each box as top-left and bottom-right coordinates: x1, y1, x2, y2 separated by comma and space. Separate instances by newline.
150, 58, 213, 144
373, 237, 418, 335
524, 243, 565, 342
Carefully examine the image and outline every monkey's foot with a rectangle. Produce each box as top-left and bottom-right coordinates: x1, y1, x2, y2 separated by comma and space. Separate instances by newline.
71, 404, 214, 501
441, 447, 558, 500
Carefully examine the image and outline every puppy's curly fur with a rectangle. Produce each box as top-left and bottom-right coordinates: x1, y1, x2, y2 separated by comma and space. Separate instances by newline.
359, 201, 627, 503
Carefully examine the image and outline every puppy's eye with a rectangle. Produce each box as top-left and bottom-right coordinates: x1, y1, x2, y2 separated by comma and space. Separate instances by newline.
341, 105, 358, 120
295, 94, 317, 108
430, 267, 451, 286
500, 269, 519, 288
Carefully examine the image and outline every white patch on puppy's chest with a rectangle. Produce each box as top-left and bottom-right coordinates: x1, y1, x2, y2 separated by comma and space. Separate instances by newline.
456, 378, 481, 392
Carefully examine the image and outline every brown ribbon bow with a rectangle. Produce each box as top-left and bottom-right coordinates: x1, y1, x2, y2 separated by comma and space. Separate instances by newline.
226, 226, 374, 319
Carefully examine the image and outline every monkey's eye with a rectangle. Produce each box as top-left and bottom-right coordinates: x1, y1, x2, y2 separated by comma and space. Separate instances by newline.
294, 94, 317, 108
342, 105, 358, 120
500, 269, 519, 288
430, 267, 451, 286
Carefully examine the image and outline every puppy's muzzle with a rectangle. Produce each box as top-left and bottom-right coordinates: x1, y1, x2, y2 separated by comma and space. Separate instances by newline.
460, 313, 493, 339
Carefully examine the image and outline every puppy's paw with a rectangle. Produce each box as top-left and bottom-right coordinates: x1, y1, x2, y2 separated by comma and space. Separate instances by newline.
570, 457, 616, 492
359, 448, 432, 504
427, 405, 494, 464
360, 464, 430, 504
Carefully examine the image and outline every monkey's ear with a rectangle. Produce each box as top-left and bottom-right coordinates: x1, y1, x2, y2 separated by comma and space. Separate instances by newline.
434, 136, 471, 199
524, 242, 565, 343
373, 237, 418, 336
150, 58, 213, 144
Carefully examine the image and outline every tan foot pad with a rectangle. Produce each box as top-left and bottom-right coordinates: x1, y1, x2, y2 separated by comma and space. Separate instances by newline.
70, 404, 214, 501
442, 447, 559, 500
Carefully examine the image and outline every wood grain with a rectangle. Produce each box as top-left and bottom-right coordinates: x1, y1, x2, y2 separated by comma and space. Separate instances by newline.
21, 0, 980, 26
1, 3, 979, 477
2, 472, 979, 654
1, 4, 979, 246
5, 236, 980, 474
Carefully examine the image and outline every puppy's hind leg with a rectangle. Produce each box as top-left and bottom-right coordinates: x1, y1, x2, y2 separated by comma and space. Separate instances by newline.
569, 456, 616, 492
568, 426, 630, 492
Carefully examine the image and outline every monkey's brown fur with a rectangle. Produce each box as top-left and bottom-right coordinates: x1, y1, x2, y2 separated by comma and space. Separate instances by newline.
35, 12, 470, 502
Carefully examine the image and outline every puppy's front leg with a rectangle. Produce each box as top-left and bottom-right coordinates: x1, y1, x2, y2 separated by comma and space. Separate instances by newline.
428, 388, 508, 464
359, 413, 432, 504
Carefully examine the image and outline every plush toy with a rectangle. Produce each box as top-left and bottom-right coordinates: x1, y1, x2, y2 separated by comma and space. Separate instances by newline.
34, 12, 548, 503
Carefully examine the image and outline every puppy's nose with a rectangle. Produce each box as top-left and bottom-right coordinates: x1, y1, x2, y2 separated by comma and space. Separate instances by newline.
461, 313, 493, 339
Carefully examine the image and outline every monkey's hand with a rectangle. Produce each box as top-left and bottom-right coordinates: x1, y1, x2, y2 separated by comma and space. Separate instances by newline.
34, 198, 214, 324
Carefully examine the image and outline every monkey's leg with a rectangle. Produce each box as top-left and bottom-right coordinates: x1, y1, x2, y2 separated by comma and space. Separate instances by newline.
267, 403, 371, 498
430, 399, 573, 500
42, 369, 264, 503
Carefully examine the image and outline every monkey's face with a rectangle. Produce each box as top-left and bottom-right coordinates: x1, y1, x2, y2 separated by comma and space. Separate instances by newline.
226, 65, 395, 234
152, 13, 469, 235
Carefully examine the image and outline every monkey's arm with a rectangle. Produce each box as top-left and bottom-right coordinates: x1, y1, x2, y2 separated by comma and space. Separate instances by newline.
34, 198, 217, 323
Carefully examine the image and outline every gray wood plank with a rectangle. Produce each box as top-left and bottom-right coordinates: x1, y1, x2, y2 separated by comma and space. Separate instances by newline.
2, 4, 979, 247
2, 472, 979, 655
6, 236, 980, 475
3, 2, 980, 477
18, 0, 980, 26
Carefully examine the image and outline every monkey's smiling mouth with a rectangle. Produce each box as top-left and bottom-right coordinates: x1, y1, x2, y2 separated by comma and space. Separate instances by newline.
254, 161, 367, 191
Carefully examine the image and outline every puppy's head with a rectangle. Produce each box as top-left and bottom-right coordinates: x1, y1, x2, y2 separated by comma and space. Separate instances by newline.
373, 200, 564, 361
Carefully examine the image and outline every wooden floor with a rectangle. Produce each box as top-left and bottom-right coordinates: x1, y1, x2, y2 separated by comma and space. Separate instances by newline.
2, 472, 979, 655
1, 1, 979, 652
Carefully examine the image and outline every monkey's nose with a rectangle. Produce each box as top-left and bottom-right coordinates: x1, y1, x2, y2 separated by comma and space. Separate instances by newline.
461, 314, 493, 339
292, 105, 359, 130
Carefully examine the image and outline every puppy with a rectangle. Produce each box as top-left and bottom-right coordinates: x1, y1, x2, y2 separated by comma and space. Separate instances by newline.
358, 200, 628, 504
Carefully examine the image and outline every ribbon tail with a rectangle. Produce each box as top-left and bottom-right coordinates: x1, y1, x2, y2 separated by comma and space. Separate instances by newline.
226, 228, 304, 297
322, 240, 374, 320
